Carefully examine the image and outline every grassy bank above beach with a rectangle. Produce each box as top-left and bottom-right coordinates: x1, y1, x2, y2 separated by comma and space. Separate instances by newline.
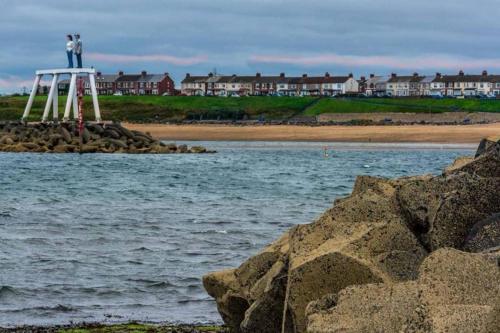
1, 96, 499, 123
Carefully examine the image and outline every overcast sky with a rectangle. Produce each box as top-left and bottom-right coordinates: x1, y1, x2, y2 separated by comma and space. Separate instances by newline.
1, 0, 499, 92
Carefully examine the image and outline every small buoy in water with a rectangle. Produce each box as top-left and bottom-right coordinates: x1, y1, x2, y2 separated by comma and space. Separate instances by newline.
363, 164, 370, 168
323, 146, 329, 158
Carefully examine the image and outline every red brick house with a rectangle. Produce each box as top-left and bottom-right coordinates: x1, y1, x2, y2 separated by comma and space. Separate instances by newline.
114, 71, 175, 95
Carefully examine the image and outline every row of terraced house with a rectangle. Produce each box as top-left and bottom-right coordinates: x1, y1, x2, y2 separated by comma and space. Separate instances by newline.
56, 69, 500, 98
364, 70, 500, 97
181, 70, 500, 97
58, 71, 176, 96
180, 72, 360, 96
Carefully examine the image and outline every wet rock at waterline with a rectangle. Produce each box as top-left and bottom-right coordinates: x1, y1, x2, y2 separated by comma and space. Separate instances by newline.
0, 121, 214, 154
203, 137, 500, 333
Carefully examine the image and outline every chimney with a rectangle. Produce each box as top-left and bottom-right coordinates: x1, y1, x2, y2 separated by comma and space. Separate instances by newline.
413, 72, 419, 77
256, 72, 261, 77
348, 73, 353, 78
482, 70, 488, 76
370, 74, 375, 78
302, 74, 307, 78
459, 70, 464, 76
186, 73, 191, 78
118, 71, 124, 76
360, 76, 366, 81
141, 70, 147, 76
280, 72, 285, 78
391, 73, 397, 78
325, 72, 330, 77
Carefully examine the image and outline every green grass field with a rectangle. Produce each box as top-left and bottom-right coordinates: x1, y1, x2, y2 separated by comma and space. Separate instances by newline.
1, 95, 499, 122
303, 97, 500, 115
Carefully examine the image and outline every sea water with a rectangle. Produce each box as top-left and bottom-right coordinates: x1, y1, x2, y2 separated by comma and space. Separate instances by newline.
0, 141, 474, 326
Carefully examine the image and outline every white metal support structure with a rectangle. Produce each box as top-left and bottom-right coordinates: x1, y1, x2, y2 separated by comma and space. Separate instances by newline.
22, 68, 102, 123
22, 74, 42, 121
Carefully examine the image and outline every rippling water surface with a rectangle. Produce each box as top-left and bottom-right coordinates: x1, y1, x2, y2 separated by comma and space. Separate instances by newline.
0, 141, 473, 326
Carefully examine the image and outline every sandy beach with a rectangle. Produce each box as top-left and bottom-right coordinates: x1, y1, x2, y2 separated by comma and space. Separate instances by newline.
123, 123, 500, 143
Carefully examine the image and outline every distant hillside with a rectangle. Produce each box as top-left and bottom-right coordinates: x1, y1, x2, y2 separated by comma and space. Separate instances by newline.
1, 96, 499, 123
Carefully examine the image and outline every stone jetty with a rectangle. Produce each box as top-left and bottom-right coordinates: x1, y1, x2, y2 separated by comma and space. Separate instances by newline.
203, 137, 499, 333
0, 122, 213, 154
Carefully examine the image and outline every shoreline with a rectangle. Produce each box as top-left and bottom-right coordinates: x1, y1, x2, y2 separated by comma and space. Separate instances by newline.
123, 123, 500, 144
0, 323, 227, 333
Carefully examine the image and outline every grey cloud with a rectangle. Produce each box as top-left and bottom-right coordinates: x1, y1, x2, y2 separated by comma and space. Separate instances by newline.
1, 0, 499, 92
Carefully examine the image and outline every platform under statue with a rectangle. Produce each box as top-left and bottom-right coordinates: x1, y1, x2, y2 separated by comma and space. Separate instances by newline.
22, 68, 102, 123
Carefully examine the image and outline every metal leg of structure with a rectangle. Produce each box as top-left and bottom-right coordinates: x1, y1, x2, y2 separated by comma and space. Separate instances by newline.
53, 76, 59, 122
89, 74, 101, 122
42, 74, 58, 122
72, 85, 78, 120
63, 74, 77, 121
22, 74, 42, 122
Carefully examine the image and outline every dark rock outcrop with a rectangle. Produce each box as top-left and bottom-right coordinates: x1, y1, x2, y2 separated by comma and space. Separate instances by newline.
0, 121, 214, 154
203, 137, 499, 333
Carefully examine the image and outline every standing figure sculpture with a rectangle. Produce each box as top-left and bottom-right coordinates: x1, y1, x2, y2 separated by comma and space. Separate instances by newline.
74, 34, 83, 68
66, 34, 74, 68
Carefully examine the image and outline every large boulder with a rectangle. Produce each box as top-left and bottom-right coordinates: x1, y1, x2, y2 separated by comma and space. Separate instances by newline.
307, 282, 420, 333
306, 248, 500, 333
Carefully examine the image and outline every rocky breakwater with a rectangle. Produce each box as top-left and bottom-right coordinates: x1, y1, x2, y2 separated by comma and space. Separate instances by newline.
203, 137, 500, 333
0, 122, 213, 154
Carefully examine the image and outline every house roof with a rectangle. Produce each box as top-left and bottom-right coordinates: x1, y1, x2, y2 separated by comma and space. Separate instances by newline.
137, 74, 154, 83
217, 76, 239, 83
489, 75, 500, 83
147, 74, 170, 83
419, 76, 435, 84
236, 76, 260, 83
95, 74, 120, 83
254, 76, 282, 84
366, 75, 390, 86
181, 75, 208, 84
432, 74, 491, 83
116, 74, 141, 82
388, 75, 424, 83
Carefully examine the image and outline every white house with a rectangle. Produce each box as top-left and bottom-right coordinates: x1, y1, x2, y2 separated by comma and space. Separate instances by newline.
181, 74, 207, 96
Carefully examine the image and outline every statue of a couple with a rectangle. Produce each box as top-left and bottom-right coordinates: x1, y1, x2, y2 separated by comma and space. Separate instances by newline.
66, 34, 83, 68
